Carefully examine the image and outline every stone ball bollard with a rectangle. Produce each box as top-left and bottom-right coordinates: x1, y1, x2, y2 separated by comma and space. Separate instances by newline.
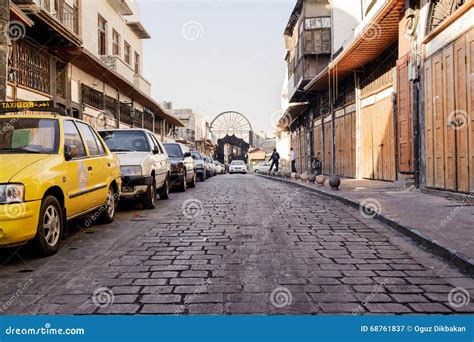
300, 173, 308, 182
308, 173, 316, 183
285, 171, 291, 179
315, 175, 325, 186
295, 173, 301, 180
329, 176, 341, 190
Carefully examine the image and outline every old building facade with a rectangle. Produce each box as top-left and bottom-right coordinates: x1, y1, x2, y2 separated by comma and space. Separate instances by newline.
281, 0, 473, 195
3, 0, 182, 139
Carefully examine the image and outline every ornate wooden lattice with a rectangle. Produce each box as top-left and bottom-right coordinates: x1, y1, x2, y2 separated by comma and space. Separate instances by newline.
82, 84, 103, 109
12, 41, 50, 94
427, 0, 465, 33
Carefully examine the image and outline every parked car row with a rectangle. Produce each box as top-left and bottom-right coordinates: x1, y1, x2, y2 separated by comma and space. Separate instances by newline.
0, 113, 221, 257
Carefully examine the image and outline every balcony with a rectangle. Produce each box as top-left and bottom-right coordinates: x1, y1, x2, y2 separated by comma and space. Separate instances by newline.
13, 0, 81, 46
107, 0, 133, 15
42, 0, 79, 35
100, 55, 134, 83
134, 74, 152, 96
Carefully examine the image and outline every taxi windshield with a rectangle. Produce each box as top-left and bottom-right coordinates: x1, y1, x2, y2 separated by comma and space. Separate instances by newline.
0, 118, 59, 154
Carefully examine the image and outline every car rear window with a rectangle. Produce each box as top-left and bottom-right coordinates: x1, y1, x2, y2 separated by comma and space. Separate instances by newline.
164, 144, 182, 157
231, 160, 245, 165
99, 130, 150, 152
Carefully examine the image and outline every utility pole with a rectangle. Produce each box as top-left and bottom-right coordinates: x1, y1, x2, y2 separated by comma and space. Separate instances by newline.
0, 0, 9, 101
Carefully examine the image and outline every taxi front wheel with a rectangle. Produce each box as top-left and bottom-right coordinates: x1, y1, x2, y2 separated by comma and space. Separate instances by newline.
33, 196, 63, 256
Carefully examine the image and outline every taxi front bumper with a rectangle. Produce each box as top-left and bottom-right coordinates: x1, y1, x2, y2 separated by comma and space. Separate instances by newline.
0, 201, 41, 246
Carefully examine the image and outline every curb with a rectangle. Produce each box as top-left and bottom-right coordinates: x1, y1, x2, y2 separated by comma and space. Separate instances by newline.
258, 174, 474, 276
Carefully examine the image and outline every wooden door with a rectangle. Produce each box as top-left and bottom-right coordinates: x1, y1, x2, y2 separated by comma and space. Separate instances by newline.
424, 58, 435, 188
323, 120, 332, 174
313, 123, 322, 162
361, 105, 374, 179
443, 44, 456, 191
468, 29, 474, 193
454, 35, 469, 192
432, 52, 446, 189
397, 54, 414, 173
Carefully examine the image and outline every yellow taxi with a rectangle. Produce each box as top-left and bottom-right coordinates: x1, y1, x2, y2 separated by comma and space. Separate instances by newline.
0, 112, 121, 255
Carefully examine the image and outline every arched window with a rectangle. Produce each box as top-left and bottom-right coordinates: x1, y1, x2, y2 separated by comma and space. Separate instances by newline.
427, 0, 465, 33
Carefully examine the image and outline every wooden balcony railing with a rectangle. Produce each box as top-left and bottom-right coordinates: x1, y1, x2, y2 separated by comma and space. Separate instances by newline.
42, 0, 79, 35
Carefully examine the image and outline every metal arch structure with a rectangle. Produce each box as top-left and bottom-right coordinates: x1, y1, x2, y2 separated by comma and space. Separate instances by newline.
210, 111, 253, 145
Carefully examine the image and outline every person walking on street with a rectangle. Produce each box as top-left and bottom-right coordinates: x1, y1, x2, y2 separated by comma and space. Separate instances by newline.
268, 148, 280, 173
290, 147, 297, 173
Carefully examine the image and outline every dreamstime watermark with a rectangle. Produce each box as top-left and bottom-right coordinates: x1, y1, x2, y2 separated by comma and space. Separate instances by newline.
440, 194, 473, 228
359, 198, 382, 219
174, 279, 212, 314
0, 278, 34, 313
448, 287, 470, 309
3, 21, 26, 41
352, 279, 387, 315
4, 323, 85, 336
262, 189, 299, 227
181, 198, 204, 219
270, 287, 292, 308
361, 23, 381, 41
447, 110, 470, 130
182, 21, 204, 41
91, 287, 115, 308
84, 192, 120, 228
270, 109, 291, 130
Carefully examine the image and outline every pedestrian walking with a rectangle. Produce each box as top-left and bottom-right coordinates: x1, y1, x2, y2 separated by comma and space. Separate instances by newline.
268, 148, 280, 173
290, 147, 297, 173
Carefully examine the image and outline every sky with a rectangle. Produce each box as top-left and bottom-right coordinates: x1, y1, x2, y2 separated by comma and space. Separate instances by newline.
139, 0, 295, 133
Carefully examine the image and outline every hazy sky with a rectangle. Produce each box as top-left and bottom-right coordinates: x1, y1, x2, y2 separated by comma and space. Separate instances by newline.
140, 0, 294, 133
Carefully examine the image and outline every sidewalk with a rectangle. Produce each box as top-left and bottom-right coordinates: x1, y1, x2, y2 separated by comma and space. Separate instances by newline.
259, 174, 474, 274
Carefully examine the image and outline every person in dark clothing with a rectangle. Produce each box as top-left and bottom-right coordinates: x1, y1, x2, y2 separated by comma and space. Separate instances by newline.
268, 148, 280, 173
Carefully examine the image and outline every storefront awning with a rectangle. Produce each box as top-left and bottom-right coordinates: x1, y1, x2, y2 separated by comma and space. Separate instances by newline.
55, 47, 183, 127
278, 102, 310, 129
305, 0, 405, 92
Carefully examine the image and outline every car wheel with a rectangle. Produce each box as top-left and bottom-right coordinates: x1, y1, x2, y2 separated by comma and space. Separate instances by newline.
33, 195, 63, 256
188, 171, 196, 188
158, 177, 170, 200
178, 173, 187, 192
142, 179, 157, 209
100, 186, 118, 222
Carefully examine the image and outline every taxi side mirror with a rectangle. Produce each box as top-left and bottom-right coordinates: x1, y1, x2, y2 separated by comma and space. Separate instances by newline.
65, 144, 78, 161
184, 152, 191, 158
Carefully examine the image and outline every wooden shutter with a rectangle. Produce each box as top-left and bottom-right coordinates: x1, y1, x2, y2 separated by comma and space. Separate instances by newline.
432, 52, 445, 189
453, 35, 469, 192
443, 44, 456, 191
424, 58, 435, 188
467, 29, 474, 193
397, 54, 414, 173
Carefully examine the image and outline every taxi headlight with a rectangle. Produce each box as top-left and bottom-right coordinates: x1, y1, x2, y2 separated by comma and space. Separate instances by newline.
0, 184, 25, 203
120, 166, 142, 176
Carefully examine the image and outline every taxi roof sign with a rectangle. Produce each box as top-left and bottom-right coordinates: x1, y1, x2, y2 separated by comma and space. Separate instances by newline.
0, 101, 67, 115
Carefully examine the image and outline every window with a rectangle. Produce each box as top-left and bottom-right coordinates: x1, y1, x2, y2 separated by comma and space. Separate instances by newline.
92, 129, 106, 155
163, 143, 182, 158
134, 51, 140, 74
64, 121, 86, 158
98, 15, 107, 55
124, 41, 131, 64
112, 29, 120, 55
147, 133, 159, 152
76, 122, 101, 156
99, 130, 150, 152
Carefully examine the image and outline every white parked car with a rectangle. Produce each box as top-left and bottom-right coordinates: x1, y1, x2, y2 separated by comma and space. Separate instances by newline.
253, 161, 271, 174
229, 160, 247, 174
99, 128, 170, 209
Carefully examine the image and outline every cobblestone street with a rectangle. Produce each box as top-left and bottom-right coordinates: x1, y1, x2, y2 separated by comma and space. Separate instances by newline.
0, 174, 473, 315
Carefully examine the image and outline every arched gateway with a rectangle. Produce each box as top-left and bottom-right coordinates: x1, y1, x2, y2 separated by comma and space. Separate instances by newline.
210, 111, 254, 164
